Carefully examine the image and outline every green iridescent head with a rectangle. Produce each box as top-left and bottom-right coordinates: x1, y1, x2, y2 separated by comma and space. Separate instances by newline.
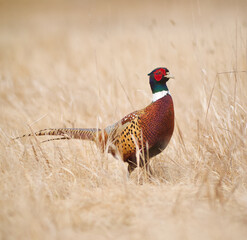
148, 67, 174, 93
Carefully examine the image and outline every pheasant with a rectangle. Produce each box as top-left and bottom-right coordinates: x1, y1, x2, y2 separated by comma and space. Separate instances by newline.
16, 67, 175, 174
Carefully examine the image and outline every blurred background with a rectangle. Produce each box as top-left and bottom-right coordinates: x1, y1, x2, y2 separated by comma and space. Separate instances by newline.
0, 1, 247, 239
1, 0, 246, 132
1, 0, 247, 186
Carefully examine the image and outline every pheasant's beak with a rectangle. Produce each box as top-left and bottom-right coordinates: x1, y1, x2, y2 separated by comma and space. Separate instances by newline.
166, 73, 175, 79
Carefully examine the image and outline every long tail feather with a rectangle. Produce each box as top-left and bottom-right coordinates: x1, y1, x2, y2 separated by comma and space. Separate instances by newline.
15, 128, 102, 142
41, 136, 70, 143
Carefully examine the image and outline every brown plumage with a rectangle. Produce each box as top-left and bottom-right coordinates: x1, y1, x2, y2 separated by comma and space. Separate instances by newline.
16, 67, 175, 174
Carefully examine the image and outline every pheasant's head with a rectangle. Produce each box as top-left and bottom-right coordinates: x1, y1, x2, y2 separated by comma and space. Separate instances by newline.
148, 67, 174, 94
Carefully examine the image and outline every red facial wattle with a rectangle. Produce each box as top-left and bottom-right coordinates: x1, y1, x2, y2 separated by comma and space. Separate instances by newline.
154, 68, 166, 81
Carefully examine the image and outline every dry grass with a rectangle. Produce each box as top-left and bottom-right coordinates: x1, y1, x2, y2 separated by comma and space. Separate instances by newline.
0, 0, 247, 239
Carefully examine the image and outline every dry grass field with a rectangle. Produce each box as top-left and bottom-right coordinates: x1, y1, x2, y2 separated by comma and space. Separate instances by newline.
0, 0, 247, 239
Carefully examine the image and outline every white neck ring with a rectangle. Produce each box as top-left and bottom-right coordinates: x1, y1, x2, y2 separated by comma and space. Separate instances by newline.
152, 90, 169, 102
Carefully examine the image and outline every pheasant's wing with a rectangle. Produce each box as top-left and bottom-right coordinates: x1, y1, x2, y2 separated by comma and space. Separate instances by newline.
104, 109, 146, 160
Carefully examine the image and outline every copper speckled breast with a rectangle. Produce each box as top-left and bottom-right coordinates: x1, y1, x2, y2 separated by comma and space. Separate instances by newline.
111, 94, 174, 164
140, 94, 174, 158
